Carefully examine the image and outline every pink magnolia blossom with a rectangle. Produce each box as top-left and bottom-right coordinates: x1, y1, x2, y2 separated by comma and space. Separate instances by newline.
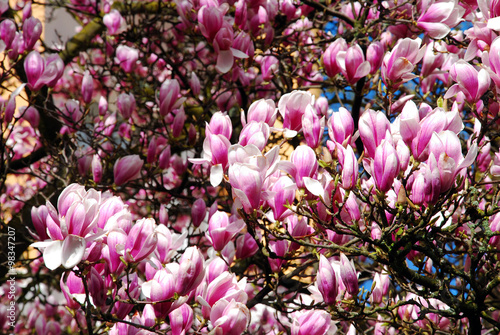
302, 107, 324, 148
169, 304, 193, 335
339, 252, 359, 296
337, 144, 358, 190
207, 257, 229, 283
417, 0, 464, 39
159, 79, 184, 117
268, 239, 289, 272
115, 45, 139, 73
207, 211, 245, 251
381, 37, 425, 89
8, 32, 23, 60
290, 145, 318, 189
316, 254, 338, 305
81, 71, 93, 104
328, 107, 355, 146
336, 44, 371, 84
113, 154, 143, 185
123, 218, 158, 263
411, 107, 463, 161
359, 109, 391, 158
242, 98, 277, 127
141, 268, 177, 318
198, 271, 248, 318
268, 175, 296, 221
24, 51, 64, 91
206, 111, 232, 139
176, 246, 206, 295
426, 131, 478, 194
189, 72, 201, 96
372, 140, 400, 193
278, 90, 314, 135
444, 60, 490, 103
0, 19, 16, 49
235, 233, 258, 259
211, 299, 250, 335
171, 109, 187, 138
23, 17, 42, 50
291, 310, 334, 335
116, 92, 136, 119
24, 51, 44, 90
30, 184, 102, 270
228, 162, 264, 213
194, 133, 231, 186
367, 41, 384, 74
260, 54, 279, 81
323, 38, 347, 77
103, 229, 127, 274
60, 272, 85, 310
198, 5, 225, 41
238, 121, 270, 150
103, 9, 127, 35
398, 293, 451, 330
91, 154, 102, 183
191, 198, 207, 227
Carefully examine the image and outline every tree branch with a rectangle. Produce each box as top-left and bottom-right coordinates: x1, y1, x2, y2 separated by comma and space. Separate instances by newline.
300, 0, 356, 27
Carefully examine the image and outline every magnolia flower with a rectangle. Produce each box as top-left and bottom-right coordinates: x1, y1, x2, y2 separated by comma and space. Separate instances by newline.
30, 184, 102, 270
444, 60, 490, 103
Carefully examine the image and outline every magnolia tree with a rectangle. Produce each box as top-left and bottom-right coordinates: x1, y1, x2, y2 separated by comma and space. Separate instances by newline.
1, 0, 500, 334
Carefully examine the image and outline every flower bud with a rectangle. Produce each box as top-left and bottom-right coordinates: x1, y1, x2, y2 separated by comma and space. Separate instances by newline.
103, 9, 126, 35
113, 154, 143, 186
211, 299, 250, 335
176, 246, 205, 296
235, 233, 258, 259
24, 51, 44, 91
317, 255, 338, 305
339, 253, 359, 296
23, 17, 42, 51
291, 310, 333, 335
191, 198, 206, 227
116, 92, 136, 119
0, 20, 16, 49
91, 154, 103, 183
99, 96, 108, 116
169, 304, 193, 335
22, 106, 39, 127
124, 218, 157, 263
159, 79, 181, 117
81, 71, 93, 104
116, 45, 138, 73
372, 140, 400, 193
189, 72, 201, 96
323, 38, 347, 77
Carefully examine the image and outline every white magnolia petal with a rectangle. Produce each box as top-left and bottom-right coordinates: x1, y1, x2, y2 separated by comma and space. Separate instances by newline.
43, 240, 63, 270
216, 49, 234, 74
303, 177, 325, 199
210, 164, 224, 187
283, 129, 298, 138
230, 47, 249, 59
61, 235, 86, 269
141, 280, 153, 299
488, 16, 500, 30
458, 142, 478, 170
31, 240, 55, 249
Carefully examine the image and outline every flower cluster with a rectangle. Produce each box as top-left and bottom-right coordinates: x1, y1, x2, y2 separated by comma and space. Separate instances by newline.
3, 0, 500, 334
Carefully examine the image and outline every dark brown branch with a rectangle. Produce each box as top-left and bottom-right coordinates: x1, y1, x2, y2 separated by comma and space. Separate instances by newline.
9, 147, 47, 171
300, 0, 356, 27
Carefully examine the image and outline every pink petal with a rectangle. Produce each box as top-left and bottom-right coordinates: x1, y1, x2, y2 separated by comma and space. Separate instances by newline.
216, 49, 234, 74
